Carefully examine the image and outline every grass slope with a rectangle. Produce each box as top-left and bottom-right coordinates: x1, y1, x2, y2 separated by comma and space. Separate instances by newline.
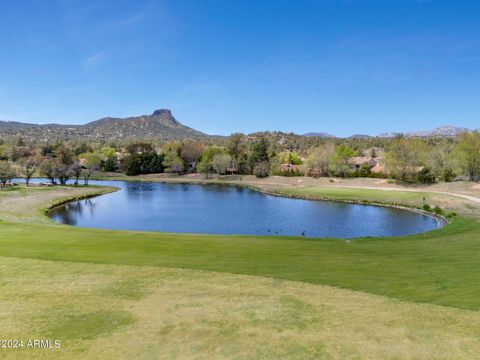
1, 185, 479, 310
1, 257, 480, 360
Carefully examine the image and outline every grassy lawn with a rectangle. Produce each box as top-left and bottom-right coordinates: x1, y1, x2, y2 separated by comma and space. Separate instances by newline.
2, 257, 480, 360
1, 182, 480, 358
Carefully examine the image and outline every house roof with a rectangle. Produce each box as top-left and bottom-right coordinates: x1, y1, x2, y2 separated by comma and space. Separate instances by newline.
348, 157, 376, 166
370, 163, 385, 173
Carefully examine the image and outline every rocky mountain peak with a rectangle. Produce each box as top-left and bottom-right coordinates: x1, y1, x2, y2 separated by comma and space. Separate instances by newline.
152, 109, 172, 117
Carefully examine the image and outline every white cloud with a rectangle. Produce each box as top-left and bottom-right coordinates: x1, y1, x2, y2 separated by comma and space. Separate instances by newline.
98, 12, 146, 32
83, 50, 108, 71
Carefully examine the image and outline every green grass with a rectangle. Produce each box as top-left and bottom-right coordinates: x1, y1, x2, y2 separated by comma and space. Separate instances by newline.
266, 185, 434, 207
2, 257, 480, 359
2, 183, 480, 358
1, 209, 479, 310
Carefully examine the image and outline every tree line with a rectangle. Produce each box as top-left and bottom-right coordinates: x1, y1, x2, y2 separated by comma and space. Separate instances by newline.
0, 131, 479, 188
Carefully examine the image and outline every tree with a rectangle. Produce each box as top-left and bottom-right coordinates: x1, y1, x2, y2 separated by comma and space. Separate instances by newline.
455, 131, 480, 181
0, 161, 15, 189
20, 156, 39, 186
277, 151, 302, 165
247, 137, 271, 175
37, 145, 76, 185
70, 162, 83, 185
83, 152, 103, 184
102, 156, 117, 172
163, 151, 185, 175
39, 158, 56, 184
125, 143, 153, 155
181, 141, 205, 172
251, 138, 270, 163
6, 145, 31, 162
226, 133, 246, 163
333, 144, 355, 177
122, 154, 141, 176
442, 167, 456, 182
41, 143, 59, 157
427, 142, 456, 180
54, 162, 73, 185
100, 147, 116, 158
121, 151, 163, 176
54, 145, 74, 167
144, 152, 164, 173
417, 167, 436, 184
386, 139, 426, 181
73, 142, 92, 156
254, 161, 270, 178
306, 143, 335, 177
212, 154, 232, 177
197, 146, 227, 178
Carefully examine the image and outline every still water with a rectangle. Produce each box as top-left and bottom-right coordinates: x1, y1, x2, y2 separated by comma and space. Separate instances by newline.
47, 180, 441, 238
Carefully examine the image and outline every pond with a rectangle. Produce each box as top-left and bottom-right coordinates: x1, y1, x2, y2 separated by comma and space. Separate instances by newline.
47, 180, 442, 238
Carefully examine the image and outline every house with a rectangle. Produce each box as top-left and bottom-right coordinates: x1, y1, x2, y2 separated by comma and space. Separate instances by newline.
348, 157, 377, 170
370, 163, 385, 174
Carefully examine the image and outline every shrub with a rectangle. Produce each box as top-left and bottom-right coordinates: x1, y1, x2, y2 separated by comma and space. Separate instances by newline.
417, 167, 436, 184
446, 211, 457, 219
122, 154, 142, 176
433, 206, 444, 215
123, 152, 164, 176
254, 161, 270, 178
442, 168, 456, 182
423, 204, 431, 211
102, 156, 117, 172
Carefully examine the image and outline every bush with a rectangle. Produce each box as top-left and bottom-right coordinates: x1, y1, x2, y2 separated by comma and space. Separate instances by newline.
102, 156, 117, 172
254, 161, 270, 178
122, 154, 142, 176
122, 152, 164, 176
447, 211, 457, 219
442, 168, 456, 182
433, 206, 444, 215
417, 167, 436, 184
423, 204, 431, 211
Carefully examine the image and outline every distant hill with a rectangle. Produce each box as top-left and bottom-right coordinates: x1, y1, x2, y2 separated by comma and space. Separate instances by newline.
0, 109, 211, 142
304, 125, 472, 139
348, 134, 374, 139
303, 132, 335, 138
377, 125, 471, 138
0, 112, 474, 143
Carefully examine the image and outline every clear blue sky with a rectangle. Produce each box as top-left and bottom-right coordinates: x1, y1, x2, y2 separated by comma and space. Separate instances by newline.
0, 0, 479, 136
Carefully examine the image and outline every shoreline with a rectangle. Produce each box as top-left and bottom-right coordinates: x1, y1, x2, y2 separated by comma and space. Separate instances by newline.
43, 177, 448, 237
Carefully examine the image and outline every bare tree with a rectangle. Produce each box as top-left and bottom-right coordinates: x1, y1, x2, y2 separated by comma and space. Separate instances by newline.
306, 143, 335, 177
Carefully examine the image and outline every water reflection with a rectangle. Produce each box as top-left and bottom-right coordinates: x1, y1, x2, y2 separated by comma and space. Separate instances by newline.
50, 199, 96, 226
49, 181, 441, 238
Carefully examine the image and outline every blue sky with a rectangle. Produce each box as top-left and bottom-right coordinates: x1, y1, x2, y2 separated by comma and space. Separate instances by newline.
0, 0, 479, 136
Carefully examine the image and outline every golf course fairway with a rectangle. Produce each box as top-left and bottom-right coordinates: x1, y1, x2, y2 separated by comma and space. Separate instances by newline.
1, 178, 479, 359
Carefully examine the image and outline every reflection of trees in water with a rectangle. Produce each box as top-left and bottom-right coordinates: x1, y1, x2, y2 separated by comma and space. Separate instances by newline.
52, 199, 96, 225
125, 182, 155, 202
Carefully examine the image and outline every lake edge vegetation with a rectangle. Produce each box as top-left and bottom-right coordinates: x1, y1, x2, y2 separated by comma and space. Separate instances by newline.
1, 131, 480, 187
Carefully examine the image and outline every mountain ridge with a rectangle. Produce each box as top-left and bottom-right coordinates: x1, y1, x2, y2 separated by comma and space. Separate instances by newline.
0, 112, 475, 142
0, 109, 210, 142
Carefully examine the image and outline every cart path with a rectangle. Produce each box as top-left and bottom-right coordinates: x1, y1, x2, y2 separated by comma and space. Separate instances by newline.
328, 185, 480, 204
